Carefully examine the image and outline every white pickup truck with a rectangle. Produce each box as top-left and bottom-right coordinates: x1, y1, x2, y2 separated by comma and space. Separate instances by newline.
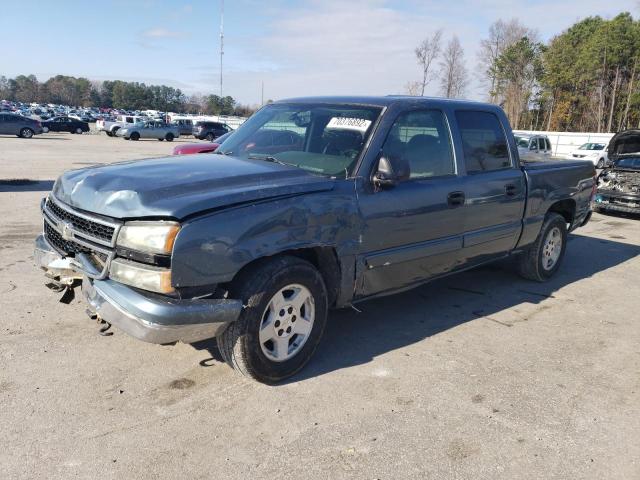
96, 115, 146, 137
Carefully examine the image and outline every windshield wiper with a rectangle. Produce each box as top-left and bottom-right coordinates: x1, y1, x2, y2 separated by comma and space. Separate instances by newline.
215, 150, 233, 155
248, 154, 297, 168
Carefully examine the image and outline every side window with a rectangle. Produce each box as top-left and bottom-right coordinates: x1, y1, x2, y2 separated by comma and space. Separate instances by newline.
545, 138, 552, 151
537, 137, 545, 150
381, 109, 455, 179
456, 111, 511, 173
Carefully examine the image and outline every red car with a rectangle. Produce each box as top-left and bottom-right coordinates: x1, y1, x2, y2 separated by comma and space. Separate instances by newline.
172, 132, 232, 155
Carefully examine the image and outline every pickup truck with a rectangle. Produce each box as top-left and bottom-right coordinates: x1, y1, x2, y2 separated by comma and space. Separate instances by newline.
96, 114, 146, 137
34, 96, 596, 383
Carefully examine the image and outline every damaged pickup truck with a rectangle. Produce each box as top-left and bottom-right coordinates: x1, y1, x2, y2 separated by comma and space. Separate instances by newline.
35, 96, 596, 383
594, 129, 640, 214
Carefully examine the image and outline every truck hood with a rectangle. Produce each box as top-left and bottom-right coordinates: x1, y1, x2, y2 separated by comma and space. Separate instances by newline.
52, 154, 336, 219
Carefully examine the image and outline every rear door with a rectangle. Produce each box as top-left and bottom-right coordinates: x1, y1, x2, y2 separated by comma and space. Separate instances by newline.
0, 114, 9, 134
451, 109, 525, 265
357, 108, 468, 296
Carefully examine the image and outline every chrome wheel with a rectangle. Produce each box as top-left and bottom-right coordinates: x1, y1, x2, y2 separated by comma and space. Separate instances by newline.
542, 226, 562, 271
259, 284, 315, 362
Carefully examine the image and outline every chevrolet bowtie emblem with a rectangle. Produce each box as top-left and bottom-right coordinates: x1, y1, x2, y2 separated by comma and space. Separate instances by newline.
60, 221, 74, 241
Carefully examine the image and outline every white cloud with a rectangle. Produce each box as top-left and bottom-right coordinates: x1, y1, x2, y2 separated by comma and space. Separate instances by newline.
142, 27, 185, 38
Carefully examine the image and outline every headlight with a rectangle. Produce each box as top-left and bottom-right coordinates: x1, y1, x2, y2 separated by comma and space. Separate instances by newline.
109, 258, 173, 293
117, 221, 180, 254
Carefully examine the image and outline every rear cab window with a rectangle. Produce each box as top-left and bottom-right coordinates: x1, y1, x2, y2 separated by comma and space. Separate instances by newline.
455, 110, 511, 173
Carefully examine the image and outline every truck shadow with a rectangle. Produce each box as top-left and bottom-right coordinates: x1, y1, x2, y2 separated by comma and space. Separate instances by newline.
292, 233, 640, 382
191, 234, 639, 383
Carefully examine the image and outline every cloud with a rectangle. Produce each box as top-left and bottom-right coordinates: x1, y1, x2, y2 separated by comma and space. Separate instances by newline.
142, 27, 185, 39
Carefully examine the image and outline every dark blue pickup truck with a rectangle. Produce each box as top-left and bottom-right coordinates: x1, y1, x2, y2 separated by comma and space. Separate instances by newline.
35, 96, 596, 382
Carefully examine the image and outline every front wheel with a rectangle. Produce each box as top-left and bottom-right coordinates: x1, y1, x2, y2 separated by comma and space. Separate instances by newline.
217, 256, 328, 383
596, 158, 604, 169
75, 127, 83, 134
130, 132, 140, 141
517, 212, 567, 282
206, 133, 215, 142
106, 131, 113, 137
165, 133, 174, 142
19, 128, 34, 138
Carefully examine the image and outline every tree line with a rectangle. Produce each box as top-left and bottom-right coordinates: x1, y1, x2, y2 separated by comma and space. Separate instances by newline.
411, 12, 639, 133
0, 74, 255, 116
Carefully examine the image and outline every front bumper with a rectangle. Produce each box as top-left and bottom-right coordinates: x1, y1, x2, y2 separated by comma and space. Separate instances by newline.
35, 234, 242, 344
594, 191, 640, 214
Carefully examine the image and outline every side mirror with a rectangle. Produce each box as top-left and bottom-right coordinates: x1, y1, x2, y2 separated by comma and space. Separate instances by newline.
373, 155, 410, 189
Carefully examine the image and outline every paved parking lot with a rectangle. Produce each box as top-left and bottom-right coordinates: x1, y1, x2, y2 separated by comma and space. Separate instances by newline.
1, 132, 639, 479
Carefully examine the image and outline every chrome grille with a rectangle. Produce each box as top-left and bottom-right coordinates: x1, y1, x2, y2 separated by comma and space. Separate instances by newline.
42, 196, 120, 279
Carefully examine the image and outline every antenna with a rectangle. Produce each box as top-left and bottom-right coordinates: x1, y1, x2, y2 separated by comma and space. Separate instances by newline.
219, 0, 224, 98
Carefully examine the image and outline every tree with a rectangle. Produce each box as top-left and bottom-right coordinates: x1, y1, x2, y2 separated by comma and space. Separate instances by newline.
494, 37, 544, 129
479, 19, 538, 102
404, 81, 422, 96
439, 36, 467, 98
414, 30, 443, 96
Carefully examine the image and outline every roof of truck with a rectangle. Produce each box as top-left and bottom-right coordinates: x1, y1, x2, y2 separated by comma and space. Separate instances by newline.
276, 95, 495, 109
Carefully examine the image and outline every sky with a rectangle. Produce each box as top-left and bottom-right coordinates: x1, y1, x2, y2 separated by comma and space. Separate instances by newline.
3, 0, 637, 105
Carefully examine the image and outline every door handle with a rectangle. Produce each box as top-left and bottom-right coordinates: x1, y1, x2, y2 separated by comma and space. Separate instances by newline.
447, 191, 465, 208
505, 184, 517, 196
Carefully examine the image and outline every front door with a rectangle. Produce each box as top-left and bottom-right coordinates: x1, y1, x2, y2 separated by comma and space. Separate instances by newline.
356, 108, 468, 297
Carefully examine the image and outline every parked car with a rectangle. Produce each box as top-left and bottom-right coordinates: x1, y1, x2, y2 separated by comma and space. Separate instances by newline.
171, 118, 194, 136
192, 121, 230, 141
566, 142, 608, 168
117, 120, 180, 141
0, 113, 43, 138
97, 115, 146, 137
515, 134, 553, 161
34, 96, 595, 383
42, 116, 90, 134
594, 129, 640, 214
172, 131, 233, 155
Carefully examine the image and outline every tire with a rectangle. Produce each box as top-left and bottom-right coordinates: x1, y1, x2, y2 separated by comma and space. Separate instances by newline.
42, 127, 49, 133
517, 212, 567, 282
112, 127, 120, 136
217, 256, 328, 383
130, 132, 140, 141
165, 133, 174, 142
19, 128, 34, 138
106, 131, 113, 137
206, 132, 215, 142
75, 127, 83, 134
158, 138, 164, 141
596, 158, 604, 169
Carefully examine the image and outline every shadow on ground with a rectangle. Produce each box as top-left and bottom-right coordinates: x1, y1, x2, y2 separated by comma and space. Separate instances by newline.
191, 233, 639, 382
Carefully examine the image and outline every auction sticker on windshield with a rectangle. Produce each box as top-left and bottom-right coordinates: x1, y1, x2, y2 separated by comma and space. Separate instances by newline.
326, 117, 372, 132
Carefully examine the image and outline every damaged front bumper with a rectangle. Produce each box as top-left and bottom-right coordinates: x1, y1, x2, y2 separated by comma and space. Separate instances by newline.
594, 191, 640, 214
34, 234, 242, 344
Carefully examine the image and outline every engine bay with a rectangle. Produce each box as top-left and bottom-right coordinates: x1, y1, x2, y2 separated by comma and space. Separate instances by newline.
597, 169, 640, 195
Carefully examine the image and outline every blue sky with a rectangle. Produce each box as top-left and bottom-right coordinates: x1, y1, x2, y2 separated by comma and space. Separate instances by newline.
3, 0, 637, 105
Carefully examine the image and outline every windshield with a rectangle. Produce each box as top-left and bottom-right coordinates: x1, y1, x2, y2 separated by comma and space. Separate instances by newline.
578, 143, 604, 150
614, 157, 640, 169
515, 136, 530, 148
217, 103, 382, 177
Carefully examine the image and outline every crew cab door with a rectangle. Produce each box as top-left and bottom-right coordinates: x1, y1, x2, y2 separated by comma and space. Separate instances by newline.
451, 109, 525, 265
356, 108, 467, 297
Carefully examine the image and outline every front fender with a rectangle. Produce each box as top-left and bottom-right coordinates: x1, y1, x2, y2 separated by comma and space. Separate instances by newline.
171, 181, 360, 288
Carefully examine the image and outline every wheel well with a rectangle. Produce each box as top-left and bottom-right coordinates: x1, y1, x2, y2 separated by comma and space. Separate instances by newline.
229, 247, 341, 307
548, 199, 576, 224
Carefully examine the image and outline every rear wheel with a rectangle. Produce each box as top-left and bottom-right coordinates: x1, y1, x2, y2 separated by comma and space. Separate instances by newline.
517, 212, 567, 282
75, 127, 83, 134
19, 128, 34, 138
130, 132, 140, 141
111, 127, 120, 136
206, 132, 215, 142
596, 158, 604, 169
106, 131, 113, 137
217, 256, 328, 383
158, 138, 164, 141
165, 133, 174, 142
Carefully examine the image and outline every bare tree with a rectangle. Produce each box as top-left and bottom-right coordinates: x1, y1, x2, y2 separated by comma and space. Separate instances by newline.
404, 81, 422, 96
478, 19, 538, 102
439, 36, 468, 98
415, 30, 443, 96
